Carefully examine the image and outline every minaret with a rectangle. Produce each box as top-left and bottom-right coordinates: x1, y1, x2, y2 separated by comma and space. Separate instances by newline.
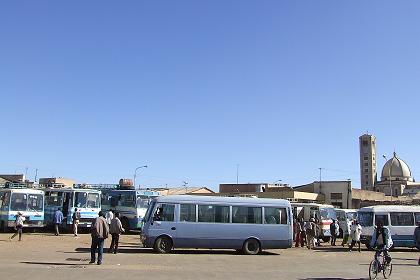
359, 134, 377, 191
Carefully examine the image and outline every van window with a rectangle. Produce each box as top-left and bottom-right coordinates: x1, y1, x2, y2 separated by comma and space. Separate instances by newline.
358, 212, 373, 227
390, 212, 414, 226
180, 204, 196, 222
374, 214, 389, 226
232, 206, 262, 224
415, 213, 420, 224
264, 207, 287, 224
198, 205, 229, 223
154, 204, 175, 222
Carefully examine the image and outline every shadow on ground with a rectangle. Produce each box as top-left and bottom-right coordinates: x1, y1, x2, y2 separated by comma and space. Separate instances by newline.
299, 278, 368, 280
71, 247, 279, 255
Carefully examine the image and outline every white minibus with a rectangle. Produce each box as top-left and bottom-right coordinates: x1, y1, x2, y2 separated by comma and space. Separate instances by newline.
141, 195, 293, 254
358, 205, 420, 248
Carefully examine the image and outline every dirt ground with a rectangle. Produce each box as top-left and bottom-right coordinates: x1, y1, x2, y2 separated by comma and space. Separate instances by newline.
0, 231, 418, 280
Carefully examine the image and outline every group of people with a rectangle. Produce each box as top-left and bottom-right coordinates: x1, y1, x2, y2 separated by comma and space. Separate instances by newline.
90, 210, 125, 265
329, 218, 362, 252
294, 217, 322, 249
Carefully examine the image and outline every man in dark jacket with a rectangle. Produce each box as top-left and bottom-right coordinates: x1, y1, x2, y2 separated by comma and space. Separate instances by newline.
90, 211, 109, 265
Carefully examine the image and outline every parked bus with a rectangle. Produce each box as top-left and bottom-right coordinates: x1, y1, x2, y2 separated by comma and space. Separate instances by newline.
291, 203, 337, 242
335, 209, 357, 237
100, 187, 159, 231
358, 205, 420, 249
141, 195, 293, 254
44, 187, 101, 229
0, 187, 44, 231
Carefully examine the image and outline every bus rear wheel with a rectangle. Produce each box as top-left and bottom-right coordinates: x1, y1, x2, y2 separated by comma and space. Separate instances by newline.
242, 238, 260, 255
154, 236, 173, 254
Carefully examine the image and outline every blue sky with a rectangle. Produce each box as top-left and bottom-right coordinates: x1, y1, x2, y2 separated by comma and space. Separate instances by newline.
1, 1, 420, 190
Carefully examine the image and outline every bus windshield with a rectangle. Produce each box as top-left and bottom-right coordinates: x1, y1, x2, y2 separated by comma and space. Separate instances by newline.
10, 193, 43, 212
358, 212, 373, 227
320, 207, 337, 220
136, 195, 152, 209
75, 192, 100, 208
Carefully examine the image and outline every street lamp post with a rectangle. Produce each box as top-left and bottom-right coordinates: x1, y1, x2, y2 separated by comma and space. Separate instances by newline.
383, 155, 392, 201
133, 165, 148, 189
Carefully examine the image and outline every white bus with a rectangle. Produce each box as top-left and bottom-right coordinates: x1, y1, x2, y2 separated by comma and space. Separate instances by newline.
0, 187, 44, 231
358, 205, 420, 248
141, 195, 293, 254
292, 203, 337, 242
335, 209, 357, 237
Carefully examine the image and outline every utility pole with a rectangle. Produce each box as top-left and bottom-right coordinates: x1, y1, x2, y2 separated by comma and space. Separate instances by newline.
34, 169, 38, 182
319, 167, 322, 192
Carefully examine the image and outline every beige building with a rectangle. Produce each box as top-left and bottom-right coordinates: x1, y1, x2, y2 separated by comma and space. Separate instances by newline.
359, 134, 377, 191
147, 187, 214, 196
219, 183, 289, 194
38, 177, 75, 188
294, 181, 352, 209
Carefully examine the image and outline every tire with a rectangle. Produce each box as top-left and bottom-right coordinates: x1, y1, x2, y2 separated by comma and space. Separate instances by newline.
242, 238, 260, 255
369, 259, 379, 280
383, 261, 392, 279
154, 236, 173, 254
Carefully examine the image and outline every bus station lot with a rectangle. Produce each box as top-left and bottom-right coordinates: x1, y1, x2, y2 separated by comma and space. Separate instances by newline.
0, 233, 418, 280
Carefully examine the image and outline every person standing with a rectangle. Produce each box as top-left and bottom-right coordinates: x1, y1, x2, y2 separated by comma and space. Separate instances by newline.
90, 211, 109, 265
72, 208, 81, 237
9, 212, 25, 241
349, 220, 362, 252
305, 218, 316, 250
109, 212, 125, 254
295, 218, 303, 247
330, 219, 339, 246
54, 208, 64, 236
414, 221, 420, 265
106, 209, 114, 225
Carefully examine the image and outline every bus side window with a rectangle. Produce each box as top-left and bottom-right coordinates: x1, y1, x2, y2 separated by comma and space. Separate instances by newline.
374, 214, 389, 226
110, 197, 118, 208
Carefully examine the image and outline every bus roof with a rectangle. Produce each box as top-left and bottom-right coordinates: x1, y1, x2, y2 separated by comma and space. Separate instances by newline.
101, 189, 159, 196
291, 202, 335, 208
335, 209, 357, 213
358, 205, 420, 212
0, 188, 44, 194
153, 195, 291, 206
44, 188, 101, 193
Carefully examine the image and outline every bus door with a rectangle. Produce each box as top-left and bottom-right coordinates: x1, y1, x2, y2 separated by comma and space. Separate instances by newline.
62, 192, 71, 218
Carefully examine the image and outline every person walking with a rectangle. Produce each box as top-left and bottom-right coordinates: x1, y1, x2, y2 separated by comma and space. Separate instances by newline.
109, 212, 125, 254
414, 221, 420, 265
90, 211, 109, 265
9, 212, 25, 241
72, 208, 81, 237
330, 219, 339, 246
349, 220, 362, 252
341, 219, 351, 247
54, 208, 64, 236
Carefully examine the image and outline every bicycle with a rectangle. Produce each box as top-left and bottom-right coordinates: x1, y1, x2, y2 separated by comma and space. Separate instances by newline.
369, 248, 393, 280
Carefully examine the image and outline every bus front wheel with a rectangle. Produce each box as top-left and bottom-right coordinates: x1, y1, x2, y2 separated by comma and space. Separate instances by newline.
242, 238, 260, 255
154, 236, 173, 254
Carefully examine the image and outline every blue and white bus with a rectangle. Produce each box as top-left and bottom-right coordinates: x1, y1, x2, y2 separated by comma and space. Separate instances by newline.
101, 187, 159, 231
0, 187, 44, 232
141, 195, 293, 254
358, 205, 420, 249
44, 187, 101, 229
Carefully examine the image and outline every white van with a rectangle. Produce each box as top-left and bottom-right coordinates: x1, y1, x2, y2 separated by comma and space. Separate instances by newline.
358, 205, 420, 248
141, 195, 293, 254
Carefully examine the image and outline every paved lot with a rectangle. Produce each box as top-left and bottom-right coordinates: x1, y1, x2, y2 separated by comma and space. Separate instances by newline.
0, 232, 418, 280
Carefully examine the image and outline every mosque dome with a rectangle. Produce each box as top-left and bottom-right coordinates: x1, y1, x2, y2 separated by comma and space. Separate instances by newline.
381, 152, 413, 182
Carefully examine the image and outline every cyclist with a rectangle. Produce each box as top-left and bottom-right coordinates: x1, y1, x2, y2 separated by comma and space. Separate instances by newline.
370, 220, 393, 265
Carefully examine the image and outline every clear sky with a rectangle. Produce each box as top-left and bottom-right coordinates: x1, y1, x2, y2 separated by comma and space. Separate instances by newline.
1, 1, 420, 190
